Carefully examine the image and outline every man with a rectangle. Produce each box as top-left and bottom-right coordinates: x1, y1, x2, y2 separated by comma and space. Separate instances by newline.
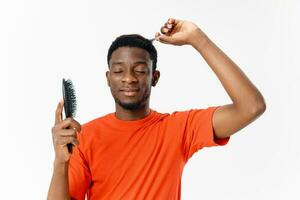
48, 18, 266, 199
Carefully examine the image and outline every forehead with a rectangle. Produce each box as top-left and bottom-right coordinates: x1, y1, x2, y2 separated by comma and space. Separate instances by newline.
110, 47, 150, 62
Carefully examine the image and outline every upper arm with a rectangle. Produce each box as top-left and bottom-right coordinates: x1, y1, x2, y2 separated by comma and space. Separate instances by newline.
212, 103, 266, 139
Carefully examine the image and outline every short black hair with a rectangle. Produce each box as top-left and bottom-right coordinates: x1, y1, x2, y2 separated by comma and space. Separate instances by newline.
107, 34, 157, 71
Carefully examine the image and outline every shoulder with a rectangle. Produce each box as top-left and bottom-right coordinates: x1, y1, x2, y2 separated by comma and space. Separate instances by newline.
84, 113, 111, 127
163, 106, 219, 123
78, 113, 113, 136
75, 113, 113, 148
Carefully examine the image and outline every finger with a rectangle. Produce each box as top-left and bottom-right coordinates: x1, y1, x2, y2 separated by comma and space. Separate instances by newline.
160, 26, 170, 34
168, 18, 179, 25
158, 34, 175, 44
164, 22, 173, 29
162, 23, 173, 34
58, 128, 77, 137
155, 32, 160, 40
58, 117, 82, 132
154, 32, 162, 41
55, 99, 64, 125
56, 137, 79, 147
53, 133, 78, 145
54, 135, 79, 146
156, 36, 168, 44
158, 39, 168, 44
64, 137, 79, 147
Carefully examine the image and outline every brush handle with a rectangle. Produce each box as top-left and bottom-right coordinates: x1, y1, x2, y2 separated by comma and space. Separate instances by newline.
65, 126, 73, 153
65, 126, 74, 154
67, 143, 73, 153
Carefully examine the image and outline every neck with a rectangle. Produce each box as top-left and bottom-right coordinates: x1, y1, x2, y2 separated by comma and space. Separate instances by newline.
115, 103, 150, 121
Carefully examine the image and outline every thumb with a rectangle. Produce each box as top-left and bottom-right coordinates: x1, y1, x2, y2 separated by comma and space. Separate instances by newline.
157, 34, 175, 44
55, 99, 64, 125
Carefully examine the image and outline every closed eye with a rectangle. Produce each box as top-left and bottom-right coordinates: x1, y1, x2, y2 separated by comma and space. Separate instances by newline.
136, 71, 146, 73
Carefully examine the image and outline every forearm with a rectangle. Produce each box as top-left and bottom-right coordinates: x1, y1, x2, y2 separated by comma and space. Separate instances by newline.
191, 30, 266, 112
47, 161, 71, 200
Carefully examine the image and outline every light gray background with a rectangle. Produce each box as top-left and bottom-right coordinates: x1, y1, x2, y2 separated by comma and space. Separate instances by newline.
1, 0, 299, 199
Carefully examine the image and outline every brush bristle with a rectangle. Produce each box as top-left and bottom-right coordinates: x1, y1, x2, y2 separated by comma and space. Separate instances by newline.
62, 78, 77, 118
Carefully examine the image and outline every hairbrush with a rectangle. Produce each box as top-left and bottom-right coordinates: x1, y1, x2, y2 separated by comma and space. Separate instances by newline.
62, 78, 77, 153
150, 37, 156, 42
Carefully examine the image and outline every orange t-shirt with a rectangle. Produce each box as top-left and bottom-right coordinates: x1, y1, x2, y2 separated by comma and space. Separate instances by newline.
68, 106, 230, 200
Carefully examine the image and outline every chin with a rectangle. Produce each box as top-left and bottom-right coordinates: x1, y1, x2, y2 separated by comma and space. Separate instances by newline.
113, 92, 149, 110
119, 102, 142, 110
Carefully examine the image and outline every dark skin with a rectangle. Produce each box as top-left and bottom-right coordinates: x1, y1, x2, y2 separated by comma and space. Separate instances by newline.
152, 18, 266, 139
48, 17, 266, 199
106, 18, 266, 140
106, 47, 160, 121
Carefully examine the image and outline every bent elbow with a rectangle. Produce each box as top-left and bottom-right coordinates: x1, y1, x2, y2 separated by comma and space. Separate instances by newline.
250, 100, 267, 117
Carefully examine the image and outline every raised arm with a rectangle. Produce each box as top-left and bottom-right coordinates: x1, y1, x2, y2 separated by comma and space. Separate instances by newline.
155, 18, 266, 139
48, 100, 81, 200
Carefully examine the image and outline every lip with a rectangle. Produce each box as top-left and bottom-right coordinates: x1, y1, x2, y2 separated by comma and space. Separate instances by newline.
122, 91, 138, 96
120, 88, 139, 92
120, 88, 139, 96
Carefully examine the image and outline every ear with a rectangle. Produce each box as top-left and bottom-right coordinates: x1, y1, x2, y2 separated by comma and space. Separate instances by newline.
151, 70, 160, 87
106, 70, 110, 87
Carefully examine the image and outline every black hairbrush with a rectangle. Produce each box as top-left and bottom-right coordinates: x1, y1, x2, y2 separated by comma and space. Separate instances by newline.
62, 78, 77, 153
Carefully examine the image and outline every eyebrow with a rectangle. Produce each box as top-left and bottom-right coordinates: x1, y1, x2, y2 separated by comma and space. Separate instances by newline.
111, 61, 148, 66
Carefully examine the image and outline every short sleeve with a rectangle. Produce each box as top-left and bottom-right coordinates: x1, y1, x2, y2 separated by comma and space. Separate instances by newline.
172, 106, 230, 162
68, 128, 91, 200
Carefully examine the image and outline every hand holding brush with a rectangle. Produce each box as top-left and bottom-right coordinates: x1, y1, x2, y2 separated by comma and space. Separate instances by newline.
51, 78, 81, 164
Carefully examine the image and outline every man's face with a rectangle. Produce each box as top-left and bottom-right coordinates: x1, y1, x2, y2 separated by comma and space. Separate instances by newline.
106, 47, 159, 110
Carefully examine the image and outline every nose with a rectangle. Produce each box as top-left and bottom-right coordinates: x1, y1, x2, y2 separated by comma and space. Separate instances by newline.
122, 70, 138, 83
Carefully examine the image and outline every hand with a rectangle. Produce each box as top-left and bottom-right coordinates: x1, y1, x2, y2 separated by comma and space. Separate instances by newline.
51, 99, 81, 164
155, 18, 207, 46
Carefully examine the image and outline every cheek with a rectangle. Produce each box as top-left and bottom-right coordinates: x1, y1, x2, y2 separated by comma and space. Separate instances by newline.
142, 75, 152, 84
141, 81, 152, 94
108, 83, 120, 97
108, 77, 120, 89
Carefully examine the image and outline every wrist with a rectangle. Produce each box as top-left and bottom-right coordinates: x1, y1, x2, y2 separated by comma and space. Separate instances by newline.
189, 29, 210, 51
54, 159, 69, 169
